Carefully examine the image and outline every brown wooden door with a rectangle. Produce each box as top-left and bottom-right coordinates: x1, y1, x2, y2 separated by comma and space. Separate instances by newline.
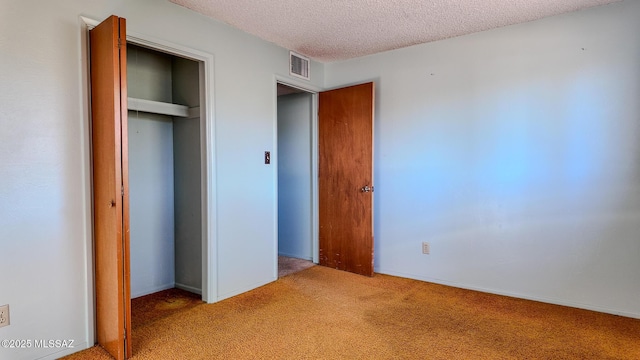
90, 15, 131, 360
318, 82, 375, 276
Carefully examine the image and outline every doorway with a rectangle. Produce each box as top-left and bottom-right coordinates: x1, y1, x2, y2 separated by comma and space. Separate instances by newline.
276, 83, 317, 277
275, 81, 376, 278
127, 43, 203, 300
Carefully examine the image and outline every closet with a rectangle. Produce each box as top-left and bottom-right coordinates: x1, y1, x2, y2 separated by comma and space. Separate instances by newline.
127, 43, 202, 299
90, 15, 212, 359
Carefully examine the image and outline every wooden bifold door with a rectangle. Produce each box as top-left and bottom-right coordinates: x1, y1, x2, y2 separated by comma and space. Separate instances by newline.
90, 15, 131, 360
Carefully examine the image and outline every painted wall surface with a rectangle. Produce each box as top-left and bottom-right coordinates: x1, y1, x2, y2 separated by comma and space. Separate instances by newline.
325, 0, 640, 318
128, 44, 173, 103
128, 44, 176, 298
174, 116, 202, 292
129, 112, 176, 298
0, 0, 323, 358
277, 93, 313, 260
173, 56, 202, 293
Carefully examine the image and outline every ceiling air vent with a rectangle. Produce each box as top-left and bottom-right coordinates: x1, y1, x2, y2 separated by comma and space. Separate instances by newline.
290, 51, 310, 80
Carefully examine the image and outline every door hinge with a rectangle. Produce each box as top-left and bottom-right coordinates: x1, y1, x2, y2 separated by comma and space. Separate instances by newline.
118, 38, 123, 49
121, 185, 124, 197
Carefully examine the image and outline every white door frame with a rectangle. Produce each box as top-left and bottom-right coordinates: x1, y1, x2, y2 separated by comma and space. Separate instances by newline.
274, 76, 322, 275
122, 30, 217, 305
80, 15, 217, 344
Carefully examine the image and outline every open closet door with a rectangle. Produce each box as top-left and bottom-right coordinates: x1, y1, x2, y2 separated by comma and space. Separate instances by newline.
318, 82, 375, 276
90, 15, 131, 360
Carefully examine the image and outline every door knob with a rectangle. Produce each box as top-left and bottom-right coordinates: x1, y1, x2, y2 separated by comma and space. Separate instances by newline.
361, 185, 373, 193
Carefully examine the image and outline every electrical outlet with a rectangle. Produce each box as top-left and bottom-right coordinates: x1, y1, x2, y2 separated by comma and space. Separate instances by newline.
422, 242, 430, 255
0, 304, 9, 328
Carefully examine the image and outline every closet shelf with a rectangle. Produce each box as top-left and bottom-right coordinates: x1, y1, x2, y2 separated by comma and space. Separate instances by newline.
128, 97, 199, 118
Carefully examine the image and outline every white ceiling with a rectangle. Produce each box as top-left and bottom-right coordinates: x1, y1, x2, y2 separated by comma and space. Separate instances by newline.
170, 0, 620, 62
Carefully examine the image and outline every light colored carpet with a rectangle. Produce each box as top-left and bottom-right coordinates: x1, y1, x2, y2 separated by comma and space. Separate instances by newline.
130, 288, 202, 329
63, 266, 640, 359
278, 255, 315, 277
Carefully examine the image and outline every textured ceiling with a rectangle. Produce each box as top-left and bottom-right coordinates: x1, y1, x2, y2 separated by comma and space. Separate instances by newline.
170, 0, 620, 62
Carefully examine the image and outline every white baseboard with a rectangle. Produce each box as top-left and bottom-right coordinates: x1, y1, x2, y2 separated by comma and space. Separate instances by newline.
278, 252, 313, 261
377, 268, 640, 320
131, 283, 175, 299
37, 341, 89, 360
217, 277, 276, 301
175, 282, 202, 295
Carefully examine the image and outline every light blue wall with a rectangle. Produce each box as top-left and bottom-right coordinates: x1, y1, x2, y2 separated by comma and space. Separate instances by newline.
129, 111, 176, 298
127, 44, 177, 298
277, 93, 313, 260
0, 0, 324, 358
173, 57, 203, 294
325, 0, 640, 318
173, 116, 202, 293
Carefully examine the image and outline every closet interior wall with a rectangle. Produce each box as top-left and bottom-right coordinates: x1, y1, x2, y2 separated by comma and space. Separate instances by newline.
127, 44, 202, 298
277, 91, 313, 261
